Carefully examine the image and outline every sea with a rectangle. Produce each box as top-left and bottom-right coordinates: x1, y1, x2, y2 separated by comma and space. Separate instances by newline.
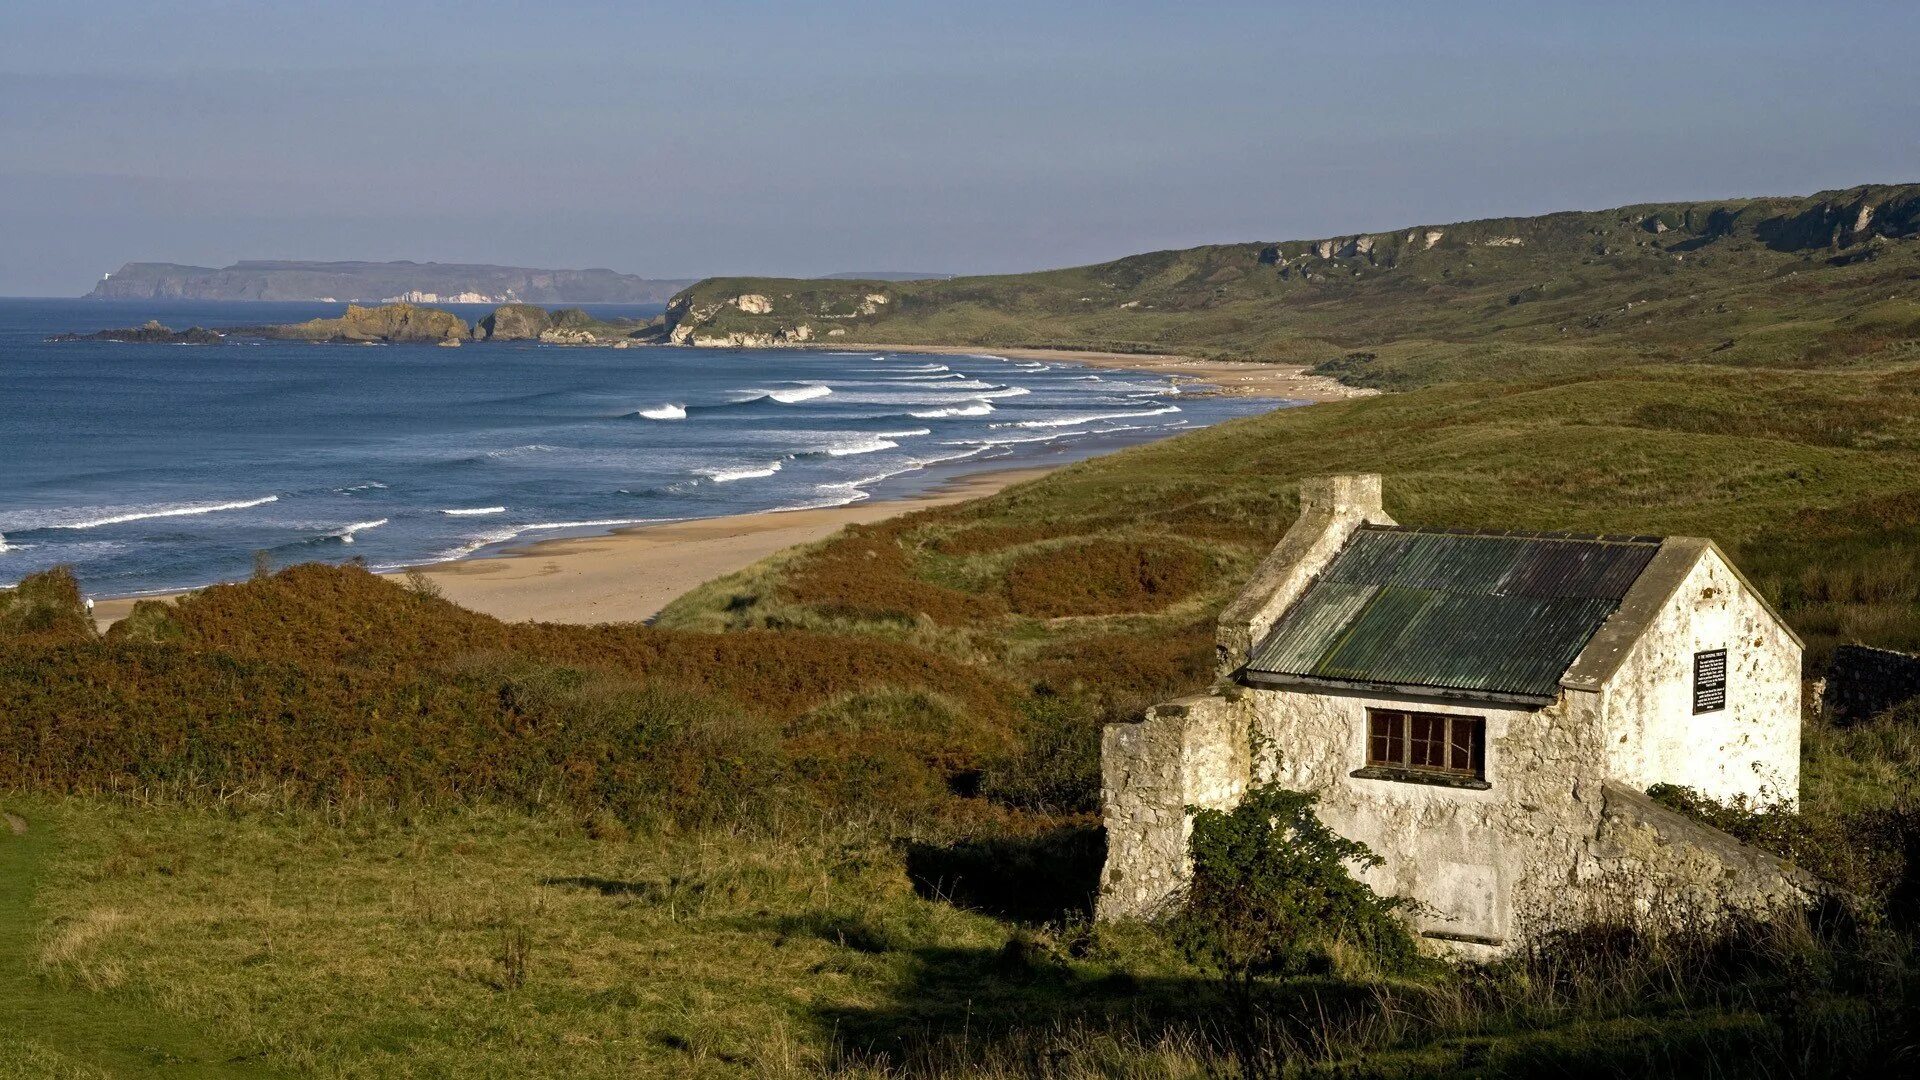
0, 298, 1286, 597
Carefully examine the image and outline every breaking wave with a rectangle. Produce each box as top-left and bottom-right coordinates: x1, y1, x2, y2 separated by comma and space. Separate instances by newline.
328, 518, 388, 544
823, 436, 899, 457
703, 462, 784, 482
441, 506, 506, 516
1004, 405, 1182, 429
911, 401, 994, 418
44, 495, 280, 531
637, 403, 687, 420
767, 384, 832, 403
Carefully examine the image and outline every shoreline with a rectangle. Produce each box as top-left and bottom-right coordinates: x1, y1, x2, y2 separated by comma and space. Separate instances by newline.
85, 344, 1345, 629
89, 465, 1057, 630
820, 343, 1372, 401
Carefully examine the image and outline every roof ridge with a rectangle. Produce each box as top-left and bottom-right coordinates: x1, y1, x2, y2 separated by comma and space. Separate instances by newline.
1359, 523, 1664, 545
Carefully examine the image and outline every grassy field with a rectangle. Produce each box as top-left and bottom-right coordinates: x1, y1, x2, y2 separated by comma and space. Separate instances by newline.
9, 183, 1920, 1075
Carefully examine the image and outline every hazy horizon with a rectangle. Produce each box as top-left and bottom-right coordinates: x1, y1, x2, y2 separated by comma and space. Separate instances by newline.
5, 0, 1918, 296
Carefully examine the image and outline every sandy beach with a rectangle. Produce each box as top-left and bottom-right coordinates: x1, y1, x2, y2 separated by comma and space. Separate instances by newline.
90, 466, 1055, 630
89, 346, 1338, 631
827, 344, 1372, 401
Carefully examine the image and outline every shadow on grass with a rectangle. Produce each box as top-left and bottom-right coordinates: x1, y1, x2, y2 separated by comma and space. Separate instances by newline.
903, 824, 1104, 924
809, 940, 1817, 1079
800, 918, 1891, 1078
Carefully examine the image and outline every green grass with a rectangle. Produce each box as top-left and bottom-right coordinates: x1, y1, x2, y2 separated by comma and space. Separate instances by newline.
663, 183, 1920, 380
6, 788, 1916, 1079
0, 807, 281, 1078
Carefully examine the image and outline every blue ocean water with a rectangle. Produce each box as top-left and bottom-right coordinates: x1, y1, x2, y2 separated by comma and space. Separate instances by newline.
0, 298, 1284, 596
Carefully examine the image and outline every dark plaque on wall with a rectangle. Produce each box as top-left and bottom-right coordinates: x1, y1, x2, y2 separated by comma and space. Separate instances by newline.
1693, 648, 1728, 713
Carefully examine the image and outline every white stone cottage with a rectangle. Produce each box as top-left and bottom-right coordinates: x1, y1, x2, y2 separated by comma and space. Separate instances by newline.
1099, 474, 1811, 956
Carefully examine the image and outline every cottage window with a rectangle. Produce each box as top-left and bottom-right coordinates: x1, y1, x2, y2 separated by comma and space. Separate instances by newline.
1359, 709, 1487, 787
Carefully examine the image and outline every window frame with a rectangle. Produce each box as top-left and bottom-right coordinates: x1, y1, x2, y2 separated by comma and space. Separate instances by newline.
1355, 708, 1490, 789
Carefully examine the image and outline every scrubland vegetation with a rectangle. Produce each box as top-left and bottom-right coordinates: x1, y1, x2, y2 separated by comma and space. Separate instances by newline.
10, 185, 1920, 1075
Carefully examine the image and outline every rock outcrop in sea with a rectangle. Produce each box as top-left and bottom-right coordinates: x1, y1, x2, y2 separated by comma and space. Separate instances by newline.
46, 320, 225, 344
252, 303, 471, 343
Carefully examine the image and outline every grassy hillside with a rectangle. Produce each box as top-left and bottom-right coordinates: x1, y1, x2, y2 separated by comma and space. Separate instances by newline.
10, 348, 1920, 1073
10, 182, 1920, 1075
665, 183, 1920, 389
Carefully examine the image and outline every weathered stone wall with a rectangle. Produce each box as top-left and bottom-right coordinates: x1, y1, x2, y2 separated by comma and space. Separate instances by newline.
1098, 692, 1252, 920
1596, 546, 1802, 807
1824, 644, 1920, 723
1579, 782, 1815, 927
1248, 685, 1607, 954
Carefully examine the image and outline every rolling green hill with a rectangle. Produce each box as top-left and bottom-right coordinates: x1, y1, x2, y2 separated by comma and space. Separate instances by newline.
664, 183, 1920, 390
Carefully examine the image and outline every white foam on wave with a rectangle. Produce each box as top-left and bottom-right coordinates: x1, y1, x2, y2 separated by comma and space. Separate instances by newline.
1015, 362, 1050, 371
340, 481, 388, 492
976, 385, 1031, 399
704, 461, 784, 482
911, 401, 995, 418
1071, 375, 1102, 381
768, 384, 832, 403
638, 403, 687, 420
825, 436, 899, 457
486, 444, 558, 458
0, 533, 17, 554
427, 528, 523, 562
945, 429, 1087, 448
896, 373, 969, 381
441, 506, 507, 516
905, 378, 995, 389
519, 517, 660, 531
766, 485, 873, 513
1003, 405, 1182, 429
330, 518, 388, 544
915, 447, 990, 466
870, 428, 932, 439
46, 495, 280, 531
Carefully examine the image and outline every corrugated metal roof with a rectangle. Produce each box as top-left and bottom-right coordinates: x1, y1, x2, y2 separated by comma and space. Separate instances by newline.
1246, 526, 1661, 701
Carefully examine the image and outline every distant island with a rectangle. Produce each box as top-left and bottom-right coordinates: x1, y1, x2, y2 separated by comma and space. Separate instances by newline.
52, 302, 665, 346
83, 260, 695, 304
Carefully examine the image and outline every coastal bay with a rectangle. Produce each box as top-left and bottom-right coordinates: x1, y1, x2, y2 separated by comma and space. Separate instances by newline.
89, 466, 1057, 628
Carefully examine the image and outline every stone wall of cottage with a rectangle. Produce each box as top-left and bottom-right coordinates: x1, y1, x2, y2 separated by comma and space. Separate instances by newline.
1598, 548, 1802, 807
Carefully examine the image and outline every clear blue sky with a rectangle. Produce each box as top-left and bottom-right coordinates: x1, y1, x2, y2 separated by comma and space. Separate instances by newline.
4, 0, 1916, 295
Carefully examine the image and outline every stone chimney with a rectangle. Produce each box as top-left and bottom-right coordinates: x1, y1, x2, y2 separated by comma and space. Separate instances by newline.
1215, 473, 1393, 677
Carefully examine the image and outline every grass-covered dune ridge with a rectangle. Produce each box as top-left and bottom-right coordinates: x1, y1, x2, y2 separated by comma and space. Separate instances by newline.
664, 182, 1920, 386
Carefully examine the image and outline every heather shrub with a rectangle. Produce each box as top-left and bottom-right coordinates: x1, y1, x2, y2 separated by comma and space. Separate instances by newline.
925, 520, 1080, 556
1005, 538, 1217, 617
0, 566, 94, 643
779, 522, 1005, 625
977, 694, 1104, 816
0, 564, 1023, 825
